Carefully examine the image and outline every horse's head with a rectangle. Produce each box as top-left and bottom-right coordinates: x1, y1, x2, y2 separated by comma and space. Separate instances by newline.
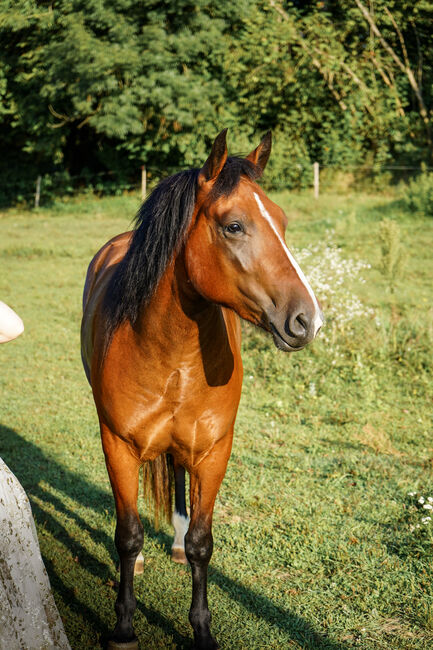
184, 130, 323, 351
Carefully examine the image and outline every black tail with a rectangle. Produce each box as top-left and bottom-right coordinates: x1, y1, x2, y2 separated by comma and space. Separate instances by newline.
142, 454, 173, 529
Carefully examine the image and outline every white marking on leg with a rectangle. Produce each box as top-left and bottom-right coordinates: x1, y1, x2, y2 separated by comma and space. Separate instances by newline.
134, 551, 144, 575
171, 511, 190, 551
253, 192, 323, 334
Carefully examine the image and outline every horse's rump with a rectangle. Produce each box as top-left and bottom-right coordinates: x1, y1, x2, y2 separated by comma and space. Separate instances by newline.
81, 232, 131, 383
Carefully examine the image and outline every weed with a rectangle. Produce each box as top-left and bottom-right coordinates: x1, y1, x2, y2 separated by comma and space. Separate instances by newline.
378, 219, 407, 294
404, 170, 433, 216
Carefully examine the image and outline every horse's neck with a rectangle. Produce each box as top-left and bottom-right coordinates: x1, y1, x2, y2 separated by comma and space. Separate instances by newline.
137, 259, 232, 361
102, 256, 241, 392
159, 262, 240, 386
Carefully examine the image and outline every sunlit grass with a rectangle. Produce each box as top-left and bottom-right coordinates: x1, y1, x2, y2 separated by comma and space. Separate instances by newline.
1, 189, 432, 649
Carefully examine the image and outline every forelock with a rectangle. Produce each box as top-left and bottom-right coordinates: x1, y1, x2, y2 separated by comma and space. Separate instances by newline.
210, 157, 262, 200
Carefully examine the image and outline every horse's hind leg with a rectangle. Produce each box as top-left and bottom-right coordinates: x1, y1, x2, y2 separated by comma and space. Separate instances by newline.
102, 425, 143, 649
172, 461, 189, 564
186, 433, 232, 650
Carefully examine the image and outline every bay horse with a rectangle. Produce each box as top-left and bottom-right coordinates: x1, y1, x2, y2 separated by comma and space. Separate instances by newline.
81, 130, 323, 649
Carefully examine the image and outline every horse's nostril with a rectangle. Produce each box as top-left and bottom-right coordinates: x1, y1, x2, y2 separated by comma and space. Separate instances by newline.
295, 313, 308, 333
285, 311, 310, 340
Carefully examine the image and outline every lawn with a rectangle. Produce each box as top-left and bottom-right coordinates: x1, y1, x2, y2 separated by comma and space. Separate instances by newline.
1, 187, 432, 649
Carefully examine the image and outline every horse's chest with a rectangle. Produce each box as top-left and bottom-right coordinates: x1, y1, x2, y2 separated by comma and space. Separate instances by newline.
121, 364, 241, 462
163, 366, 241, 433
99, 321, 242, 463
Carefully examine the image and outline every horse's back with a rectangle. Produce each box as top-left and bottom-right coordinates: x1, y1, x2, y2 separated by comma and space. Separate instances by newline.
81, 232, 132, 383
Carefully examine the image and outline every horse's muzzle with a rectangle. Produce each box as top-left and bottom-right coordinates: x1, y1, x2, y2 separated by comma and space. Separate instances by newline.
270, 304, 323, 352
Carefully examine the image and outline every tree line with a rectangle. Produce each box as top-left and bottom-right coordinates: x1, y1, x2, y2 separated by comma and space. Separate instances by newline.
1, 0, 432, 203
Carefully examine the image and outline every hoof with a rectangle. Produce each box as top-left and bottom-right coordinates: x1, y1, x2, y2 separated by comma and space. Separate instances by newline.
171, 547, 188, 565
134, 552, 144, 576
193, 638, 219, 650
107, 640, 139, 650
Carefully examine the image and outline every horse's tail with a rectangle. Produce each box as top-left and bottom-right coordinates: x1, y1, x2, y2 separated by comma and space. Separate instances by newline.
142, 454, 173, 529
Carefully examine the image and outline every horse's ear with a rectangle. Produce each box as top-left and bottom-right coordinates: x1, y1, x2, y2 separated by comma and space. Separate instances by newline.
199, 129, 228, 185
246, 131, 272, 174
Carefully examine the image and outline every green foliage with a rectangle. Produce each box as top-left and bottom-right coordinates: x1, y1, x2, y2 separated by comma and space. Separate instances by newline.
0, 0, 432, 203
404, 171, 433, 216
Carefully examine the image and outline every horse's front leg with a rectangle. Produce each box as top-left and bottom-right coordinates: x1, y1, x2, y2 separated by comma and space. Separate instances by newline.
185, 433, 233, 650
102, 425, 143, 650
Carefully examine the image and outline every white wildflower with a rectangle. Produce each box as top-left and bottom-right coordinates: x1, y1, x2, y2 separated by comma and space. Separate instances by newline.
294, 239, 373, 343
422, 517, 431, 524
423, 504, 433, 510
428, 497, 433, 503
408, 492, 416, 497
419, 497, 425, 504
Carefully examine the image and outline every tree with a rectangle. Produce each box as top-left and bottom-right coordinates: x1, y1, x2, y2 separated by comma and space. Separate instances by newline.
0, 0, 432, 203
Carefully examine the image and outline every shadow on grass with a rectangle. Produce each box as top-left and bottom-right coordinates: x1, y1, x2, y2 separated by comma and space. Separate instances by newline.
140, 519, 345, 650
1, 423, 346, 650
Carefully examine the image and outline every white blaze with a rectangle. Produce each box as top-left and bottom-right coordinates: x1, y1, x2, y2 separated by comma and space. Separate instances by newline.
253, 192, 323, 334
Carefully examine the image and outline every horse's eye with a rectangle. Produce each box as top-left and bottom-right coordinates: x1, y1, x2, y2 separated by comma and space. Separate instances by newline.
224, 222, 243, 235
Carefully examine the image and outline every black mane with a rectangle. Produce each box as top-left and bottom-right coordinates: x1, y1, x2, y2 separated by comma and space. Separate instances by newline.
103, 156, 261, 343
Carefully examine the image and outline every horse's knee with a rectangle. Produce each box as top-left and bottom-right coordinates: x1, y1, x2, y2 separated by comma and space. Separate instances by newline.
185, 525, 213, 566
115, 511, 143, 557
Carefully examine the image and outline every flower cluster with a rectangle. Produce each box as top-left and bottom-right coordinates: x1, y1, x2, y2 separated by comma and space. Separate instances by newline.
407, 492, 433, 530
294, 240, 374, 340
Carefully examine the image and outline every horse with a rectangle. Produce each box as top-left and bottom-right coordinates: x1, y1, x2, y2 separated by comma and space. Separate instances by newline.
80, 129, 323, 650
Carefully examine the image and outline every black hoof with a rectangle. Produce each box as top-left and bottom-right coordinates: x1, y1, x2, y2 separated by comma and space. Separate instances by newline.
193, 636, 219, 650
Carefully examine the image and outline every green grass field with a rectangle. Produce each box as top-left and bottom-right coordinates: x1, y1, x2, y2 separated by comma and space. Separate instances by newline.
1, 188, 432, 649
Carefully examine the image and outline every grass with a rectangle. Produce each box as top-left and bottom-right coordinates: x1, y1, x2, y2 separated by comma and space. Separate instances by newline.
1, 188, 432, 649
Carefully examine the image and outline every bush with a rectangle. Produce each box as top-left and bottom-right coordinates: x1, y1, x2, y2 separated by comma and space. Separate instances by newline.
404, 171, 433, 216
